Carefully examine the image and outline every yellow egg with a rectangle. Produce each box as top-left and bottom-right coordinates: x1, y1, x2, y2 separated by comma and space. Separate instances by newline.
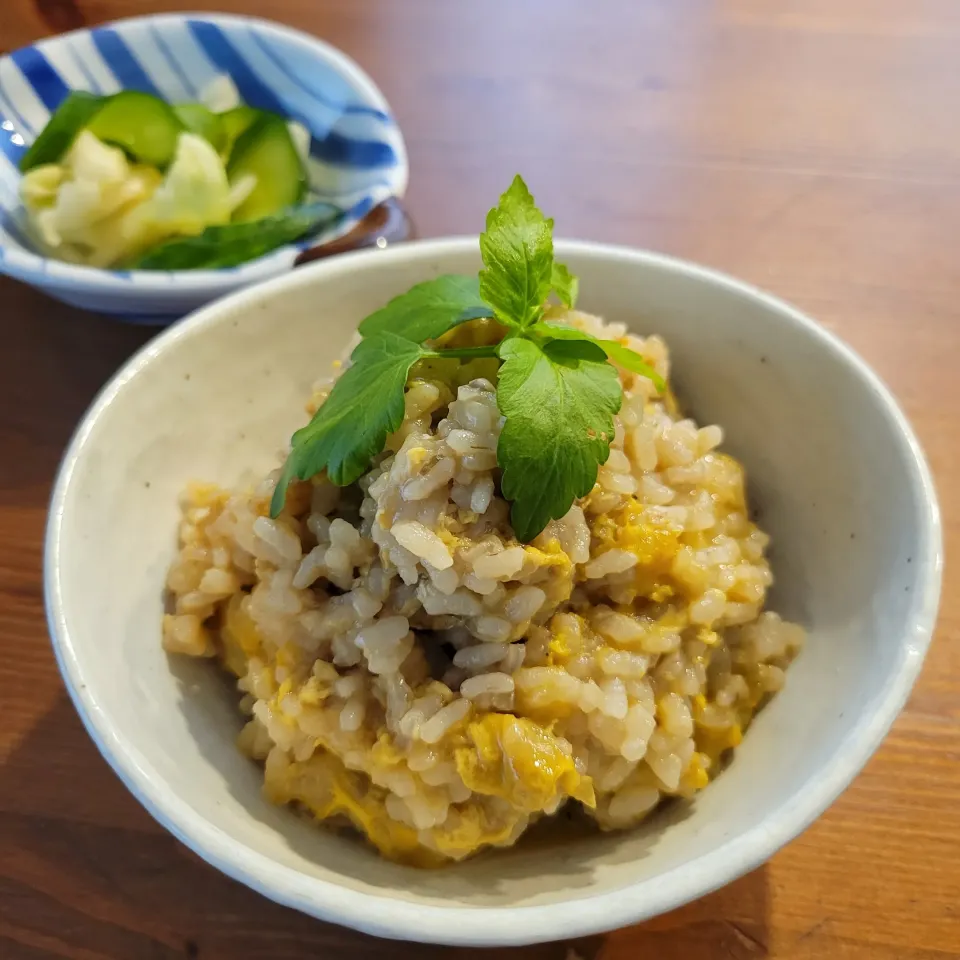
678, 752, 711, 795
546, 629, 572, 666
524, 538, 572, 573
220, 593, 262, 677
455, 714, 595, 814
428, 802, 522, 861
269, 751, 432, 865
590, 497, 682, 605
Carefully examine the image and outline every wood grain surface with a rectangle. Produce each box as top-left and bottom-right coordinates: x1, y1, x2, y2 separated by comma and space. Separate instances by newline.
1, 1, 958, 957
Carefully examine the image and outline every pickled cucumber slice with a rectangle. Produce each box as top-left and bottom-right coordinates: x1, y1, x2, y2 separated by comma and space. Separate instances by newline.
219, 105, 261, 158
19, 91, 104, 171
227, 113, 307, 222
173, 104, 226, 153
86, 91, 184, 169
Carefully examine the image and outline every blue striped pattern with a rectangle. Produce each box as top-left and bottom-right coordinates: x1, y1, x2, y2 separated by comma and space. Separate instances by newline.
0, 14, 407, 323
187, 20, 397, 168
9, 46, 69, 110
91, 28, 162, 96
246, 31, 389, 121
0, 75, 37, 137
148, 24, 200, 99
67, 47, 105, 94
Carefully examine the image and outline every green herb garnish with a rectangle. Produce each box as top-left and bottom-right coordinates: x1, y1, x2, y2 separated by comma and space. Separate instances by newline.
540, 322, 667, 385
478, 176, 554, 330
357, 275, 490, 342
496, 336, 622, 541
275, 331, 429, 491
270, 175, 665, 540
131, 201, 342, 270
549, 261, 579, 309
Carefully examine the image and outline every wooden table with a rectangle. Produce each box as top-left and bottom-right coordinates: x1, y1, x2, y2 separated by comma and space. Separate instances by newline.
2, 2, 958, 957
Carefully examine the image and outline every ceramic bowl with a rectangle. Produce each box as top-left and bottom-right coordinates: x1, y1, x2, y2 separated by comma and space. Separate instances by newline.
44, 239, 942, 945
0, 13, 407, 323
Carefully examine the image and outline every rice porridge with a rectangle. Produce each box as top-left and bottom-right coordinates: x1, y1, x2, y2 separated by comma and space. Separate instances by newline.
162, 304, 803, 866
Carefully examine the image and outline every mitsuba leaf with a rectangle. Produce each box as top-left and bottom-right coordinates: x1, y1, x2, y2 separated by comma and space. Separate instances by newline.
541, 322, 665, 393
496, 337, 622, 541
358, 274, 492, 343
550, 261, 579, 307
479, 175, 554, 330
270, 332, 427, 516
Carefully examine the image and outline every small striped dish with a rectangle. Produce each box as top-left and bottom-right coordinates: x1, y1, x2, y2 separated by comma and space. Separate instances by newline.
0, 14, 408, 323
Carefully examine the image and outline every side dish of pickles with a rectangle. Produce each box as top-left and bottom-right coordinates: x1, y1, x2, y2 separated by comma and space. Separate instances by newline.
18, 81, 340, 270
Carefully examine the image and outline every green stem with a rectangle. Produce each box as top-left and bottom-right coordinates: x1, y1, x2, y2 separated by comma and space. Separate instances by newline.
425, 345, 499, 360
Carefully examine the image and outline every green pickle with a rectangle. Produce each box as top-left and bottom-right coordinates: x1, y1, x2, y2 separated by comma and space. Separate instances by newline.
19, 85, 320, 269
227, 113, 307, 222
219, 105, 262, 158
86, 91, 184, 168
19, 91, 104, 171
172, 103, 227, 153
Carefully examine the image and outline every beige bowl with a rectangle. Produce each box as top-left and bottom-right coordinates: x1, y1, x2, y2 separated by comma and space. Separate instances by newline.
44, 239, 942, 945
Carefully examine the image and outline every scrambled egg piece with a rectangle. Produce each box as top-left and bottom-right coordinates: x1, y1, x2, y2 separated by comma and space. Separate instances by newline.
695, 723, 743, 771
678, 752, 711, 795
220, 593, 262, 677
263, 718, 593, 866
546, 625, 575, 667
591, 497, 683, 601
455, 714, 595, 812
405, 446, 430, 468
524, 538, 574, 574
593, 498, 681, 566
267, 750, 434, 865
428, 801, 524, 861
540, 613, 590, 668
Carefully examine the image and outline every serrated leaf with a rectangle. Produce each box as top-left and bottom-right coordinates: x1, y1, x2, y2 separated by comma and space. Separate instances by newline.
496, 337, 622, 541
595, 338, 666, 391
270, 332, 427, 516
357, 274, 492, 343
550, 261, 579, 307
541, 322, 665, 393
479, 175, 554, 329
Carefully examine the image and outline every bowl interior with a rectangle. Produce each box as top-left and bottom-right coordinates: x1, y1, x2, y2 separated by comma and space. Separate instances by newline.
47, 241, 939, 943
0, 14, 406, 289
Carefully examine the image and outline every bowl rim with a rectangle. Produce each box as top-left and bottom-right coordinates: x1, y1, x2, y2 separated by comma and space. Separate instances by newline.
0, 12, 409, 292
44, 237, 944, 945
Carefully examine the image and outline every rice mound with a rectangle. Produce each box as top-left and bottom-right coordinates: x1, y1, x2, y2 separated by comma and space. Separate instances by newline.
162, 309, 804, 866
